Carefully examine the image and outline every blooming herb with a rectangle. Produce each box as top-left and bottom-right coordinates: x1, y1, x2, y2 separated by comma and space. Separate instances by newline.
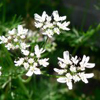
54, 51, 95, 89
34, 11, 70, 38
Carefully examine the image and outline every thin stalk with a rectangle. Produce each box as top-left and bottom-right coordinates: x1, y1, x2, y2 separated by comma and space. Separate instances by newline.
18, 76, 30, 99
18, 76, 32, 83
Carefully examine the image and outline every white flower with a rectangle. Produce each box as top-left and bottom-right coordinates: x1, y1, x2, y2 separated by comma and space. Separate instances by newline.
57, 73, 73, 90
0, 36, 8, 44
8, 28, 16, 35
23, 62, 29, 70
20, 43, 30, 50
78, 72, 94, 83
35, 22, 43, 28
58, 61, 66, 68
70, 65, 76, 72
35, 45, 45, 58
73, 75, 80, 82
28, 58, 34, 64
26, 63, 41, 76
57, 21, 70, 31
52, 11, 66, 21
71, 56, 79, 65
80, 55, 95, 69
38, 58, 49, 67
42, 29, 54, 38
21, 49, 30, 56
58, 51, 72, 65
14, 58, 24, 66
5, 43, 14, 50
54, 28, 60, 35
34, 11, 47, 22
8, 36, 12, 40
17, 25, 28, 36
30, 53, 34, 57
14, 38, 18, 42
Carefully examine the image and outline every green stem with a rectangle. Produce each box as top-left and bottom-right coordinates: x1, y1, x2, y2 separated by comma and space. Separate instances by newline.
18, 76, 32, 83
18, 76, 30, 99
42, 73, 60, 78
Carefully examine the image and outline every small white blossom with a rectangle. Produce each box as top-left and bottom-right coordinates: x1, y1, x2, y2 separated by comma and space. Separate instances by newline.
70, 65, 76, 72
14, 58, 24, 66
23, 62, 29, 70
71, 56, 79, 65
26, 63, 41, 76
38, 58, 49, 67
30, 53, 34, 57
52, 11, 66, 21
0, 36, 8, 44
58, 51, 72, 65
57, 21, 70, 31
20, 43, 30, 50
72, 75, 80, 82
80, 55, 95, 70
21, 49, 30, 56
5, 43, 14, 50
35, 45, 45, 58
34, 11, 47, 23
78, 72, 94, 84
57, 73, 73, 90
28, 58, 34, 64
54, 28, 60, 35
8, 28, 16, 35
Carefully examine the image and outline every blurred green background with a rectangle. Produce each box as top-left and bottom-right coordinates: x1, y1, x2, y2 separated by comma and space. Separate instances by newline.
0, 0, 100, 100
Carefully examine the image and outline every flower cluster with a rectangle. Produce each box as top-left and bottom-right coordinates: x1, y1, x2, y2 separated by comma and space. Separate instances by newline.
14, 45, 49, 76
34, 11, 70, 38
54, 51, 95, 90
0, 25, 30, 50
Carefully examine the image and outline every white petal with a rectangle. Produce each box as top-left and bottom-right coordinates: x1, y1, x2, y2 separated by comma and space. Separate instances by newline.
33, 68, 41, 75
38, 58, 49, 67
59, 16, 66, 21
57, 77, 67, 83
18, 25, 23, 34
26, 69, 34, 76
54, 68, 67, 75
66, 81, 72, 90
63, 51, 69, 60
42, 11, 47, 21
58, 57, 65, 63
85, 56, 90, 63
85, 73, 94, 78
85, 63, 95, 68
34, 14, 43, 22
